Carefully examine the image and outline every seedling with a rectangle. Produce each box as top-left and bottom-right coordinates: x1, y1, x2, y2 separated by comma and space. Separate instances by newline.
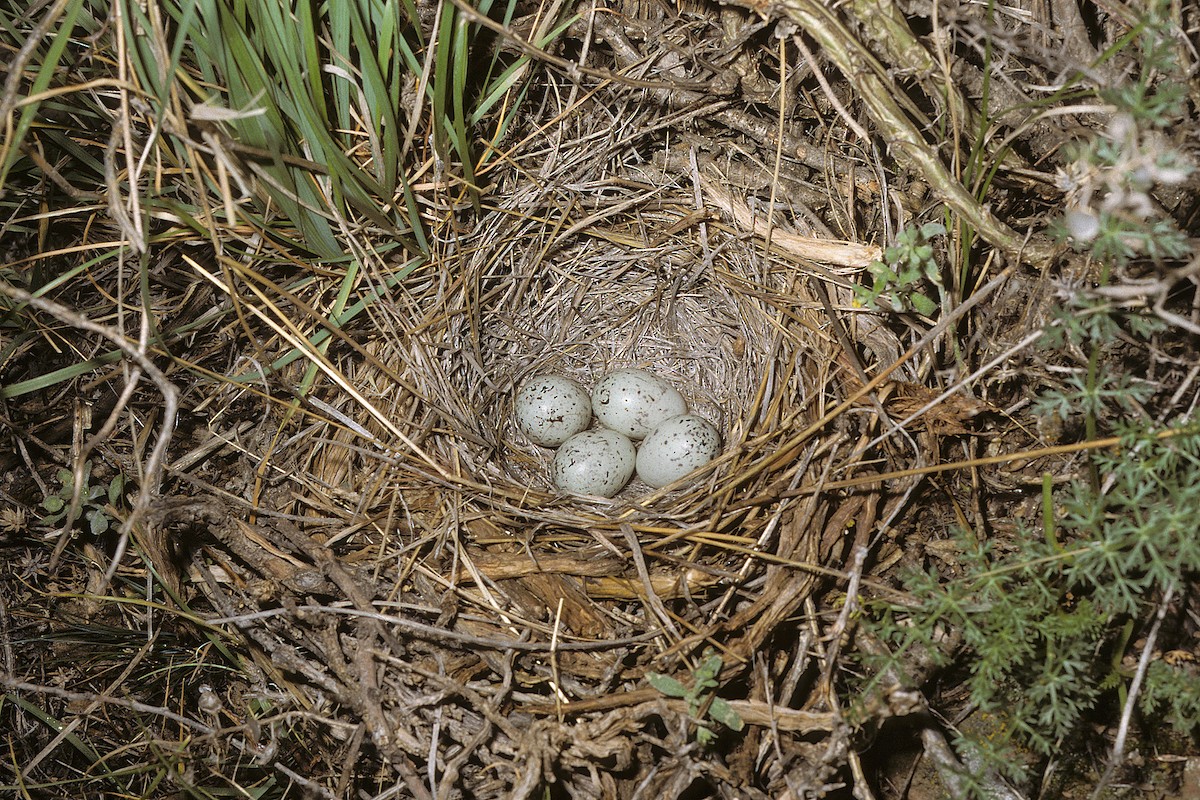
647, 649, 744, 746
40, 461, 124, 536
856, 222, 946, 317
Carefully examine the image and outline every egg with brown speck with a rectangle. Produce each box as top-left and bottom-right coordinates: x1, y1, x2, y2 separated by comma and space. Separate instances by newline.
514, 374, 593, 447
636, 414, 721, 488
552, 429, 636, 497
591, 368, 687, 440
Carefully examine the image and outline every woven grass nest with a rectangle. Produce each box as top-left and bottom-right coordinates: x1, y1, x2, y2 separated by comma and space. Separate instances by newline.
401, 181, 840, 614
213, 141, 901, 794
432, 194, 831, 518
172, 13, 904, 796
362, 172, 873, 606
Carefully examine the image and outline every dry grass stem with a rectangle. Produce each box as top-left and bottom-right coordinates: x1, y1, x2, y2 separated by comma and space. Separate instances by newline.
4, 0, 1198, 796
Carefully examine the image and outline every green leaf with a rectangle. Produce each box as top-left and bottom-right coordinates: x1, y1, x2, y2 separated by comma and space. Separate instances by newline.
909, 292, 938, 317
693, 653, 723, 691
87, 509, 110, 536
108, 473, 125, 506
646, 672, 689, 698
708, 698, 744, 732
41, 496, 65, 514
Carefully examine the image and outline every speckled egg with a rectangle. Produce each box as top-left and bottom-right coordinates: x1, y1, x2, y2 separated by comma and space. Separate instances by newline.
514, 374, 593, 447
552, 429, 636, 497
591, 368, 687, 440
636, 414, 721, 488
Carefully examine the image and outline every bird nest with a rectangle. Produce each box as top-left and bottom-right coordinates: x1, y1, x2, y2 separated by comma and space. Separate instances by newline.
393, 177, 842, 613
173, 161, 899, 796
169, 14, 905, 797
423, 190, 832, 525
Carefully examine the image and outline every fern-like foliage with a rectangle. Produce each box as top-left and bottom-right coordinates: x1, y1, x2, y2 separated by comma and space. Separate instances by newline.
864, 422, 1200, 788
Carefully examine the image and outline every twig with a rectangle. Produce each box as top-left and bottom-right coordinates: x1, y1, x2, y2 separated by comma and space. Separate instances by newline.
1091, 583, 1176, 800
0, 672, 214, 734
210, 603, 664, 652
819, 544, 867, 694
701, 178, 882, 267
19, 637, 157, 777
920, 725, 1026, 800
857, 329, 1044, 455
620, 522, 682, 639
0, 282, 179, 583
789, 30, 870, 143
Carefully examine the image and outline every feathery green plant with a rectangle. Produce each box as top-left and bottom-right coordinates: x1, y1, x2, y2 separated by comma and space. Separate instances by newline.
864, 422, 1200, 790
858, 2, 1199, 792
1052, 0, 1191, 269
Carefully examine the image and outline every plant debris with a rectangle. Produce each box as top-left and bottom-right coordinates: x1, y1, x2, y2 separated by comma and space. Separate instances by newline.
2, 0, 1199, 797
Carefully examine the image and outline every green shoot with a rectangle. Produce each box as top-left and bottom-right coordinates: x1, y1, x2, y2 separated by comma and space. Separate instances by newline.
856, 222, 946, 316
648, 649, 744, 746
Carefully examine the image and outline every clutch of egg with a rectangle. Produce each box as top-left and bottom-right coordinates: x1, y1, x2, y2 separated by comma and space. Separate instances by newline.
515, 370, 720, 497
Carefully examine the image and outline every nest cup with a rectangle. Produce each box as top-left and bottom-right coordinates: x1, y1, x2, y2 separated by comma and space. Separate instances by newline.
405, 197, 831, 534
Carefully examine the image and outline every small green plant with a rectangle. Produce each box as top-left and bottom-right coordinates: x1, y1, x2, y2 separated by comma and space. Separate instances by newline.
40, 461, 125, 536
1139, 658, 1200, 732
1053, 0, 1192, 266
862, 421, 1200, 789
1032, 296, 1158, 427
647, 649, 744, 746
855, 222, 946, 316
860, 5, 1200, 791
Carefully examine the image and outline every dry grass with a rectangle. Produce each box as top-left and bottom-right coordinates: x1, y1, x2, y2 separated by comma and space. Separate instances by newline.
3, 0, 1199, 797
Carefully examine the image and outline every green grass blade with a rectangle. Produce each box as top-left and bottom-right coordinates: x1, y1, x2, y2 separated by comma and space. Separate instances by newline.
5, 695, 104, 765
0, 0, 89, 187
